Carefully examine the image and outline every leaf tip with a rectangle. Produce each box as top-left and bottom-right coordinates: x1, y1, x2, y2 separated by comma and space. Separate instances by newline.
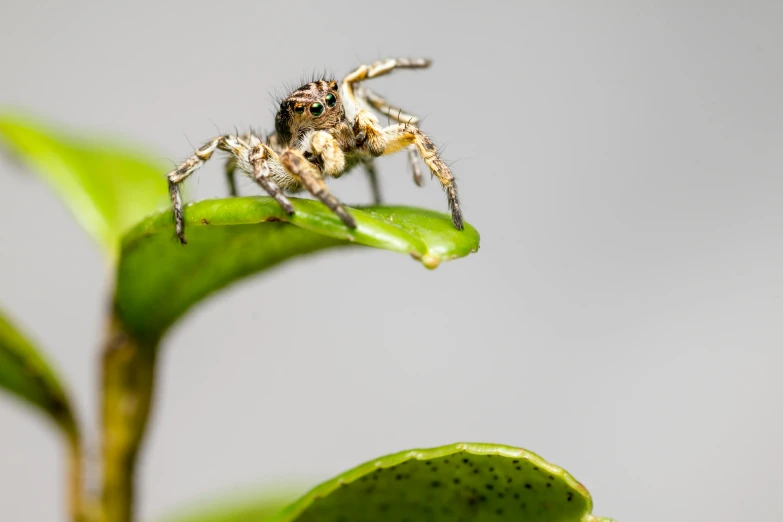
421, 252, 441, 269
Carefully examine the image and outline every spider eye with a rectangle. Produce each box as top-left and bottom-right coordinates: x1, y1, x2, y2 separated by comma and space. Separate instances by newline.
310, 102, 324, 116
325, 93, 337, 108
294, 105, 305, 115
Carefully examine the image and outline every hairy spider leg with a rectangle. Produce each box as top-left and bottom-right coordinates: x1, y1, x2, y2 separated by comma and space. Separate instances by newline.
166, 133, 292, 244
357, 85, 425, 187
246, 135, 295, 214
360, 157, 382, 205
168, 57, 462, 244
340, 57, 431, 117
278, 148, 356, 228
341, 58, 461, 229
341, 57, 431, 157
308, 130, 346, 176
357, 85, 421, 125
223, 132, 254, 196
224, 157, 239, 196
381, 123, 463, 230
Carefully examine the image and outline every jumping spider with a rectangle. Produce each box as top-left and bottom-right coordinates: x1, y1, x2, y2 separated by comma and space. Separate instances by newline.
167, 57, 463, 244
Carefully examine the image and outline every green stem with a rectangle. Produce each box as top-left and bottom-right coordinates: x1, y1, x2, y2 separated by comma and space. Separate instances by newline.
100, 316, 158, 522
48, 376, 88, 522
66, 431, 87, 522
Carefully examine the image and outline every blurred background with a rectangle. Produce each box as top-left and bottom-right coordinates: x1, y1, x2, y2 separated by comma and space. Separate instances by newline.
1, 2, 782, 521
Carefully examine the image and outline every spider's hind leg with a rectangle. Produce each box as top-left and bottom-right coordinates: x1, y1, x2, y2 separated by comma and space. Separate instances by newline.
224, 157, 239, 196
357, 86, 425, 187
362, 158, 382, 205
341, 58, 431, 157
341, 57, 431, 114
342, 57, 431, 93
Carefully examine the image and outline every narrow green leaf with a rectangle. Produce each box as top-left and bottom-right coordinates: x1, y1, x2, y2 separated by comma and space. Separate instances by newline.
0, 308, 78, 438
114, 196, 480, 343
269, 442, 612, 522
0, 111, 169, 258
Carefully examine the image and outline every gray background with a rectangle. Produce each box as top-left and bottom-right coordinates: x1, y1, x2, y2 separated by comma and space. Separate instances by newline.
1, 2, 781, 521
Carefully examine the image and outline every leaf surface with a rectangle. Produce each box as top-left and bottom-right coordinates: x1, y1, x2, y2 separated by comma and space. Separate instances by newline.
114, 197, 480, 343
0, 111, 169, 257
268, 442, 610, 522
158, 493, 296, 522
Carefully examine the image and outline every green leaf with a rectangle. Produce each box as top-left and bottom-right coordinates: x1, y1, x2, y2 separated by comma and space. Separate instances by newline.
0, 110, 169, 258
158, 492, 299, 522
269, 442, 613, 522
0, 308, 78, 439
114, 196, 480, 343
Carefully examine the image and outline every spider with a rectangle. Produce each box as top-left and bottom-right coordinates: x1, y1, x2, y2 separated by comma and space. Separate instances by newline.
167, 57, 463, 244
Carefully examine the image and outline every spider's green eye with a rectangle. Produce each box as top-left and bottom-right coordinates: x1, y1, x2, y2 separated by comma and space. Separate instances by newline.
294, 106, 305, 115
310, 102, 324, 116
325, 93, 337, 108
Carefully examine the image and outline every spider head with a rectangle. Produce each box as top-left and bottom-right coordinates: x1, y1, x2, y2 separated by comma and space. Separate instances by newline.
275, 80, 342, 145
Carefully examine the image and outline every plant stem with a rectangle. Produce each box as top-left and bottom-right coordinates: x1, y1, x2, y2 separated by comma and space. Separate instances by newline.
49, 377, 87, 522
100, 316, 158, 522
66, 431, 86, 522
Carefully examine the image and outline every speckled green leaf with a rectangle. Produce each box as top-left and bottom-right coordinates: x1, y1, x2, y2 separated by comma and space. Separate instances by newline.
0, 308, 77, 438
269, 443, 613, 522
114, 196, 479, 343
0, 111, 169, 258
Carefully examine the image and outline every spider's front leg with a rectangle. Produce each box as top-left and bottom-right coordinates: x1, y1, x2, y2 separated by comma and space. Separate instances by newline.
246, 135, 295, 215
167, 134, 251, 244
278, 147, 356, 229
308, 131, 345, 177
225, 131, 264, 196
167, 133, 293, 244
381, 123, 464, 230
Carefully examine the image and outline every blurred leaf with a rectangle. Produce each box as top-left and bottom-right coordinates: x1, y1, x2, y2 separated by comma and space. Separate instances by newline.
114, 196, 480, 343
0, 110, 169, 258
158, 491, 299, 522
0, 308, 78, 438
268, 442, 612, 522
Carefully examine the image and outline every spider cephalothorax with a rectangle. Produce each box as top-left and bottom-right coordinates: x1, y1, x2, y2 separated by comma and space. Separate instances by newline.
274, 80, 344, 146
167, 58, 463, 244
